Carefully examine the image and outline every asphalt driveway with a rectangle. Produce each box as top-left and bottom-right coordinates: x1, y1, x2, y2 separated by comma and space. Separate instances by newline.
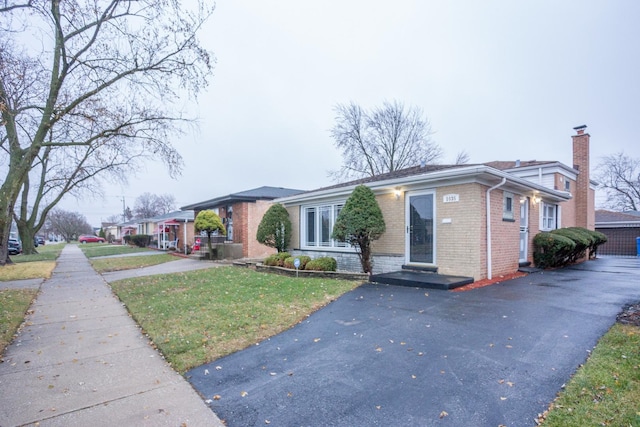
187, 257, 640, 427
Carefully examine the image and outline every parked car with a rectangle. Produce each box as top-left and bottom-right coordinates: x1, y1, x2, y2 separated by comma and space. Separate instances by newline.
8, 238, 22, 255
78, 235, 105, 244
36, 235, 45, 245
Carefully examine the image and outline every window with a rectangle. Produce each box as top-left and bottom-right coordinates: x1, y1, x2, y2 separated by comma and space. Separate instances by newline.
302, 203, 348, 249
542, 202, 558, 230
564, 179, 571, 192
503, 192, 514, 221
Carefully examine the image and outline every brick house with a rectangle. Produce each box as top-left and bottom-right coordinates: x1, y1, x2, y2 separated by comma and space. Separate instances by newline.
277, 126, 596, 281
181, 186, 305, 259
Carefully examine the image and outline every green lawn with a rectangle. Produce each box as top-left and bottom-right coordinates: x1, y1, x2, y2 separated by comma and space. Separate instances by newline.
79, 243, 152, 258
90, 254, 179, 273
0, 289, 38, 354
541, 323, 640, 426
111, 266, 362, 373
10, 242, 64, 263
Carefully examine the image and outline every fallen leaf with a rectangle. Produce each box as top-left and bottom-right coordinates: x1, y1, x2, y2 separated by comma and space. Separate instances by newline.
411, 375, 416, 379
376, 405, 381, 410
375, 347, 382, 352
439, 411, 448, 418
500, 397, 507, 401
241, 391, 248, 397
507, 381, 514, 387
498, 379, 505, 384
313, 338, 321, 343
213, 395, 221, 400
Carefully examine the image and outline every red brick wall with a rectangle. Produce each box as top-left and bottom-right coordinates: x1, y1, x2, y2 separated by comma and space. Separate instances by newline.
572, 127, 591, 229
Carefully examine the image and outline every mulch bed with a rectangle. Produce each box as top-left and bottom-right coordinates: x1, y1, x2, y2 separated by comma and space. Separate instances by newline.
451, 271, 528, 292
617, 302, 640, 326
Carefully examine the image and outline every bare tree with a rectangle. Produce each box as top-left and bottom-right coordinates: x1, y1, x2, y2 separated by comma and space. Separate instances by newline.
329, 100, 442, 182
133, 193, 176, 219
595, 152, 640, 211
47, 209, 93, 243
455, 150, 471, 165
0, 1, 214, 265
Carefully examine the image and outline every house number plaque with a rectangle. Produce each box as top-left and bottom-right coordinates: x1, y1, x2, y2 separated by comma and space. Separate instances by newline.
443, 194, 460, 203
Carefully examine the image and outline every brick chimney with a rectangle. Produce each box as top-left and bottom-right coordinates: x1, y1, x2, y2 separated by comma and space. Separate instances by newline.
572, 125, 592, 229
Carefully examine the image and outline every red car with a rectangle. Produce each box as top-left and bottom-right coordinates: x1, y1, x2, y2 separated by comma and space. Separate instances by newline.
78, 234, 105, 244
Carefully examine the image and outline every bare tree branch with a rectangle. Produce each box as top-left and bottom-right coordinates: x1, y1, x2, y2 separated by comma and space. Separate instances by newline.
329, 100, 442, 182
595, 152, 640, 211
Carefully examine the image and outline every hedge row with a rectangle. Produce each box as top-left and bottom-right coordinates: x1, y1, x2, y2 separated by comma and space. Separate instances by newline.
123, 234, 151, 248
533, 227, 608, 268
263, 252, 337, 272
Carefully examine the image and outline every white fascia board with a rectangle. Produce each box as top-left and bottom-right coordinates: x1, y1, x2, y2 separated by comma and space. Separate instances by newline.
277, 165, 571, 205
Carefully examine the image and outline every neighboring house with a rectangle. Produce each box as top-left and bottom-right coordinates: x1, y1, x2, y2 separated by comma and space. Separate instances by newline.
277, 126, 596, 281
101, 222, 119, 243
595, 210, 640, 256
182, 186, 305, 259
126, 210, 195, 253
117, 219, 139, 242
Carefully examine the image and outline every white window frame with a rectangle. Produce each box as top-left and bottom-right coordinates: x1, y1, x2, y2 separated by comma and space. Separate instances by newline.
301, 202, 351, 250
541, 202, 558, 231
503, 192, 515, 220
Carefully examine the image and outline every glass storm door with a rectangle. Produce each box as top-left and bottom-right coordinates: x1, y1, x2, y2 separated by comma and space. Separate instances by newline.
406, 193, 435, 264
519, 197, 529, 263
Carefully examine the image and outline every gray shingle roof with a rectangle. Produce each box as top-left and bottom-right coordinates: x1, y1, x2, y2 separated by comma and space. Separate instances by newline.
181, 186, 305, 210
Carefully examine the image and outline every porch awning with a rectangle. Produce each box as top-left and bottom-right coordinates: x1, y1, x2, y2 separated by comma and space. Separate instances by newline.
158, 219, 181, 226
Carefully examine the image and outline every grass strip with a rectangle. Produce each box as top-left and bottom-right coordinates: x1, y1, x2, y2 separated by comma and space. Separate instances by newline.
0, 261, 56, 281
10, 242, 64, 263
91, 254, 179, 273
79, 244, 151, 258
111, 266, 361, 373
541, 323, 640, 426
0, 289, 38, 355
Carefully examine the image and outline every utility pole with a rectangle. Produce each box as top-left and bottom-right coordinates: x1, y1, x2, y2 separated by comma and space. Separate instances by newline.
122, 197, 126, 223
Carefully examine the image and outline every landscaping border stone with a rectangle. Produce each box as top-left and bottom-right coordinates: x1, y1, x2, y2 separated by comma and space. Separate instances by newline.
254, 263, 369, 281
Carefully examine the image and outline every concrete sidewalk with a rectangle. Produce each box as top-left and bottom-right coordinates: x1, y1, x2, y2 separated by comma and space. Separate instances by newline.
0, 245, 223, 426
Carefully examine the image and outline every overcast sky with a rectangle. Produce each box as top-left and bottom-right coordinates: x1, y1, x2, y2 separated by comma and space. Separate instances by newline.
62, 1, 640, 226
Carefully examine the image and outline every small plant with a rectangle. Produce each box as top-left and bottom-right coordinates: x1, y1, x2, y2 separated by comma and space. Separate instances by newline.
283, 255, 311, 270
264, 252, 291, 267
305, 257, 337, 272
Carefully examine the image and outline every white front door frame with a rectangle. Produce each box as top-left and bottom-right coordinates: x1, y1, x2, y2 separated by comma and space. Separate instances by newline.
519, 197, 530, 263
405, 190, 437, 266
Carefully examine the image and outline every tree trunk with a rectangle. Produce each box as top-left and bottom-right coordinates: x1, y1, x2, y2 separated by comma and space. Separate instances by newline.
15, 219, 38, 255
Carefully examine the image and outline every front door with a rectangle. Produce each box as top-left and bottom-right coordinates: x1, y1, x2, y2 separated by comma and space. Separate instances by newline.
519, 197, 529, 263
406, 192, 435, 264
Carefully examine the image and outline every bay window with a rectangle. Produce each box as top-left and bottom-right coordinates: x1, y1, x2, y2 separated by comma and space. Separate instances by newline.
303, 202, 348, 248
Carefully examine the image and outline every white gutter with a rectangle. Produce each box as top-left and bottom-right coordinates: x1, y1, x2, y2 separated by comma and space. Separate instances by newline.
486, 177, 507, 280
184, 218, 188, 255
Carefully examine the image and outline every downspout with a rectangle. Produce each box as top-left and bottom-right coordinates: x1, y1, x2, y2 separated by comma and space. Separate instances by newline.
486, 177, 507, 280
184, 219, 188, 255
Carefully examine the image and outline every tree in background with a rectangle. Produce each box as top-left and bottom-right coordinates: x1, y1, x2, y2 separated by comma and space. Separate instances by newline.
47, 209, 93, 243
0, 1, 214, 265
596, 152, 640, 211
332, 185, 386, 274
329, 100, 442, 182
194, 210, 225, 260
133, 193, 177, 219
256, 204, 291, 253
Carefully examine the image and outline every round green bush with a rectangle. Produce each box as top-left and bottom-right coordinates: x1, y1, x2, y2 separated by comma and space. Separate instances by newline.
264, 252, 291, 267
305, 257, 337, 272
283, 255, 311, 270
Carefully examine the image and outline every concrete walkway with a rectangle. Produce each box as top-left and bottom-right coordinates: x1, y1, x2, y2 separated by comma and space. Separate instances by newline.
0, 245, 223, 426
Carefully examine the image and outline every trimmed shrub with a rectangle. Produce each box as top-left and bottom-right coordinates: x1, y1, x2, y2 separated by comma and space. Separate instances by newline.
551, 228, 591, 262
264, 252, 291, 267
256, 203, 292, 253
533, 232, 576, 268
305, 257, 337, 272
283, 255, 311, 270
571, 227, 608, 258
129, 234, 151, 248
